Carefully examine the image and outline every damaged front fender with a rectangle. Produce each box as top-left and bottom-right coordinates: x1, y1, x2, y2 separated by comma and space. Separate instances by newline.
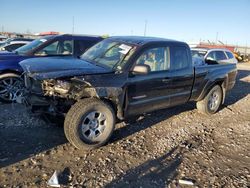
42, 78, 125, 119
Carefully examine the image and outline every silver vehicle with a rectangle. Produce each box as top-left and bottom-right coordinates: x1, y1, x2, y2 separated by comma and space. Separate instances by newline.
0, 41, 31, 52
191, 48, 238, 64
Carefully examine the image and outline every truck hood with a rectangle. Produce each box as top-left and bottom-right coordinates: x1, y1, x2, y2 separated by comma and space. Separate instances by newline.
19, 57, 113, 80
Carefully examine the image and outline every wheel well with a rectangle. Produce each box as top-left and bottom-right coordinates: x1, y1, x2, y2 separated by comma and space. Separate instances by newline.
206, 80, 225, 103
208, 81, 224, 94
198, 80, 225, 102
216, 80, 224, 87
78, 97, 119, 119
217, 80, 227, 104
100, 98, 118, 115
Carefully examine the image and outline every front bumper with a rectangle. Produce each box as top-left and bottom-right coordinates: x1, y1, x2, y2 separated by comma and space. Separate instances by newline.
22, 74, 52, 112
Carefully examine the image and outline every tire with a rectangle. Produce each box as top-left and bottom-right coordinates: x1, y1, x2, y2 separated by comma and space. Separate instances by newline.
197, 85, 223, 115
64, 98, 115, 150
0, 73, 24, 103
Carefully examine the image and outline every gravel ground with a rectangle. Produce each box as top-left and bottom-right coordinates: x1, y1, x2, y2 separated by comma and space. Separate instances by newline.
0, 63, 250, 188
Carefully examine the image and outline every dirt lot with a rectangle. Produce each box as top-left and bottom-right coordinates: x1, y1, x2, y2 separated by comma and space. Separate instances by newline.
0, 63, 250, 188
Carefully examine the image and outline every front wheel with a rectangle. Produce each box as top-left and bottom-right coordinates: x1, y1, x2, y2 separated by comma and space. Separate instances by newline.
64, 98, 115, 150
197, 85, 223, 115
0, 73, 24, 103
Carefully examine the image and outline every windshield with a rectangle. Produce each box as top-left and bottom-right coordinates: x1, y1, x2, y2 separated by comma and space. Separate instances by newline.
191, 49, 207, 58
81, 40, 136, 70
15, 37, 50, 55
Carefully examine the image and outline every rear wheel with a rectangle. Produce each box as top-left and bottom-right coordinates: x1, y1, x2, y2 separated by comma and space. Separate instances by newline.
0, 73, 24, 103
64, 98, 115, 150
197, 85, 222, 115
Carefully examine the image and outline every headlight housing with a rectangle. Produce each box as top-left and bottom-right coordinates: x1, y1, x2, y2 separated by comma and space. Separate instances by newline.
54, 80, 71, 94
42, 79, 71, 96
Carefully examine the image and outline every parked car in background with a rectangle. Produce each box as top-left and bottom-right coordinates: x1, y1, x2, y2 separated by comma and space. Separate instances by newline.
20, 36, 237, 150
0, 34, 104, 102
0, 35, 7, 42
0, 38, 33, 48
0, 41, 31, 52
191, 48, 238, 64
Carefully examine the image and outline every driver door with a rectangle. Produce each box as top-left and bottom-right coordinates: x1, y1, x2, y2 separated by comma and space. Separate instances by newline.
126, 46, 172, 116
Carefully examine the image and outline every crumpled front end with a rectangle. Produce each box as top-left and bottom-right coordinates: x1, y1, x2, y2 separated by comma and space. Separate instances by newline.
22, 74, 72, 115
22, 74, 125, 119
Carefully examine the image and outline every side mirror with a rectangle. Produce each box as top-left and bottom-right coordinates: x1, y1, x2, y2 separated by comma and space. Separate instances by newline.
132, 64, 150, 75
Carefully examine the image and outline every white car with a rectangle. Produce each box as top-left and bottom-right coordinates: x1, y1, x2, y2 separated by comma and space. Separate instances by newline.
0, 41, 31, 52
191, 48, 238, 64
0, 35, 7, 42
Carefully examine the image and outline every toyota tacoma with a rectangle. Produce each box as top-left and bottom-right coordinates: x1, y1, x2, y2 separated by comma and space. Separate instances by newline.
20, 36, 237, 150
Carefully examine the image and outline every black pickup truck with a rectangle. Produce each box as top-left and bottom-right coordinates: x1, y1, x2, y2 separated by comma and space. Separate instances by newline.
20, 36, 237, 150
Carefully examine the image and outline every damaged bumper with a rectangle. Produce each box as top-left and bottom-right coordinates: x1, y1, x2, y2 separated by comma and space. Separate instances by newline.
22, 73, 125, 119
21, 75, 60, 115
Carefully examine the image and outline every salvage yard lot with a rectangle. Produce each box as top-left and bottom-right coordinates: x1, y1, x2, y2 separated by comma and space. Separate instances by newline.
0, 63, 250, 187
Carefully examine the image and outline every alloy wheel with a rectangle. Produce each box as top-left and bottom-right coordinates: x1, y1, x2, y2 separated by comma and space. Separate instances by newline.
0, 77, 24, 102
80, 111, 107, 142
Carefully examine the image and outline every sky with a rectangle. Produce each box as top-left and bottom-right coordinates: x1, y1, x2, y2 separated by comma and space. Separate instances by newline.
1, 0, 250, 46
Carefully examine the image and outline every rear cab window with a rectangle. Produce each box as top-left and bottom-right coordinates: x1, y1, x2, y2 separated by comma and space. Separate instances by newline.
170, 46, 189, 70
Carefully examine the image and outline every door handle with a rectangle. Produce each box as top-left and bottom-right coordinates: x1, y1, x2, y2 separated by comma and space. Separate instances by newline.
162, 78, 171, 83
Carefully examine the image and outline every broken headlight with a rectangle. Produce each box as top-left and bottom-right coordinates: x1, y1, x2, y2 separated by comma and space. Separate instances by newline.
53, 80, 71, 94
43, 79, 71, 96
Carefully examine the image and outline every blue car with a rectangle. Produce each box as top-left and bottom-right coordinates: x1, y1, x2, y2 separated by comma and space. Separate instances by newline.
0, 34, 104, 102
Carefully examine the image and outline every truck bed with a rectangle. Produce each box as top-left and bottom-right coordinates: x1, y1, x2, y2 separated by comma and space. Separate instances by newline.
190, 63, 237, 101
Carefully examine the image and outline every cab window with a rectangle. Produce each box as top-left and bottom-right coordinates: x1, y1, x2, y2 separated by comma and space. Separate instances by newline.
136, 47, 170, 72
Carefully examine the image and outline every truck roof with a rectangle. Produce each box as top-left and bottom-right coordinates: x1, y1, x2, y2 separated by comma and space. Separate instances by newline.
109, 36, 186, 46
